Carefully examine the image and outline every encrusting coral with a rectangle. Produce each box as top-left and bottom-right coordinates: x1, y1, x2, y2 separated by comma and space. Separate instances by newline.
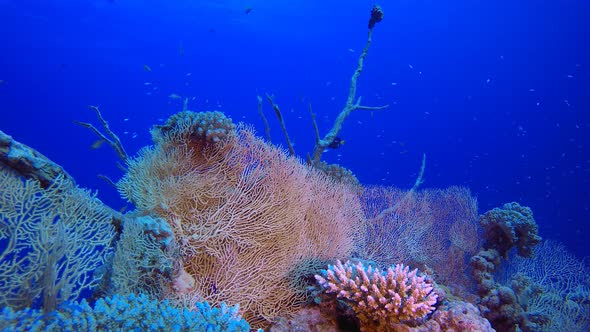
479, 202, 541, 258
151, 110, 236, 145
315, 260, 438, 330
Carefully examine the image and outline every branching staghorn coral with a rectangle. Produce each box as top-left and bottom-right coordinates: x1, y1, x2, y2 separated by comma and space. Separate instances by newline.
0, 293, 251, 331
315, 260, 438, 330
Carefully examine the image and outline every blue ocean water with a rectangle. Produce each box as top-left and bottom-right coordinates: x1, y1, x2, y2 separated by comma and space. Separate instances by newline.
0, 0, 588, 266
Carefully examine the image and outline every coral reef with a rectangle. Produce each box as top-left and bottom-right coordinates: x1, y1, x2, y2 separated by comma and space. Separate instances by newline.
1, 4, 546, 330
117, 113, 366, 328
470, 202, 543, 332
315, 260, 438, 330
0, 293, 250, 331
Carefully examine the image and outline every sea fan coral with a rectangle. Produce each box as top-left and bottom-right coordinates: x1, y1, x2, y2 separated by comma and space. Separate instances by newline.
358, 186, 480, 294
315, 260, 438, 330
117, 113, 365, 328
0, 169, 115, 312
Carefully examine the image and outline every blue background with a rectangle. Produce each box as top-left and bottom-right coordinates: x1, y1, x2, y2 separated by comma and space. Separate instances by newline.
1, 0, 588, 258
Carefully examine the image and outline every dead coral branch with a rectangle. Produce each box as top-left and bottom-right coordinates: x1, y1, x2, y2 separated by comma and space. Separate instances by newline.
310, 6, 388, 166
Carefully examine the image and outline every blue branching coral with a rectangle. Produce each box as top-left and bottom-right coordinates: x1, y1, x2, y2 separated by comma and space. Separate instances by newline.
0, 293, 251, 332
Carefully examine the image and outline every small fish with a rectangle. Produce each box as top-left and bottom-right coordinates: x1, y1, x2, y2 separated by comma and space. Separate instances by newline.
179, 41, 185, 57
348, 48, 355, 53
0, 80, 4, 85
90, 139, 105, 149
328, 137, 345, 149
245, 6, 253, 14
144, 82, 152, 86
143, 64, 152, 72
169, 93, 182, 100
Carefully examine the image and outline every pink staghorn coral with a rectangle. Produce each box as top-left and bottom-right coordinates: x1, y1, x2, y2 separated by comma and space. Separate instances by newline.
315, 260, 438, 330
